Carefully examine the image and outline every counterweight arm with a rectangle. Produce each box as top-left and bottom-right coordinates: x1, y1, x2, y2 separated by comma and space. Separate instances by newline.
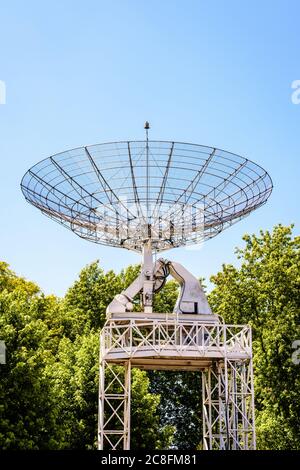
166, 260, 212, 315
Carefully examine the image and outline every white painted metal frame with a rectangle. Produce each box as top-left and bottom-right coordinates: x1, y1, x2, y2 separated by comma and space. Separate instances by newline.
202, 358, 255, 449
98, 313, 255, 450
98, 358, 131, 450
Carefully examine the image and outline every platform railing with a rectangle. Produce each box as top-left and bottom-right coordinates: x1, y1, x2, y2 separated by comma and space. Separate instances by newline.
101, 318, 252, 359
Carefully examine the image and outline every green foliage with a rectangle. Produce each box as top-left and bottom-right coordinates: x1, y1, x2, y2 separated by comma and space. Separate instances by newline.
148, 371, 202, 450
153, 279, 178, 313
255, 408, 299, 450
64, 261, 119, 330
209, 224, 300, 449
0, 260, 173, 449
131, 369, 174, 450
46, 332, 99, 449
0, 261, 39, 295
1, 224, 300, 450
64, 261, 141, 329
47, 331, 173, 449
0, 274, 60, 449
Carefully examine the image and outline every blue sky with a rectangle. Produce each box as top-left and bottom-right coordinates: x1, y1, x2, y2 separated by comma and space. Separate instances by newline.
0, 0, 299, 296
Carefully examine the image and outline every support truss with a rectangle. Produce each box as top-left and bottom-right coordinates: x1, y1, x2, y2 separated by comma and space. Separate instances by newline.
202, 358, 255, 450
98, 360, 131, 450
98, 313, 256, 450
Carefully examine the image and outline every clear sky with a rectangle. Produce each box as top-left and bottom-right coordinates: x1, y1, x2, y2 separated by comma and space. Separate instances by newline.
0, 0, 299, 296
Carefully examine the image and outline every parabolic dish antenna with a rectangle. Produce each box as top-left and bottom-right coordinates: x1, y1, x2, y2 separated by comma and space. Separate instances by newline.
21, 125, 273, 253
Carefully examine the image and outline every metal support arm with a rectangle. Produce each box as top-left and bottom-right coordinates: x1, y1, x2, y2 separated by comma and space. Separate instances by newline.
106, 248, 212, 316
167, 260, 212, 315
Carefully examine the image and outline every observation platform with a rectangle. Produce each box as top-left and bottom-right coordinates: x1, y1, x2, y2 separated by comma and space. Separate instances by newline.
101, 312, 252, 371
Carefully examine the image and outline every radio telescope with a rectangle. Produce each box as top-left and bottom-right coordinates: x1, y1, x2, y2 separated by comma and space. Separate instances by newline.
21, 123, 272, 450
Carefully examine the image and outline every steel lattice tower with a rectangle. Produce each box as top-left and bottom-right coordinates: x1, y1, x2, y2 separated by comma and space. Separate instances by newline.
98, 312, 255, 450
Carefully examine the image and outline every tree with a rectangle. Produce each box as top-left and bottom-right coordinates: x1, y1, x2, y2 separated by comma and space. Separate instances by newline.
209, 224, 300, 449
64, 261, 141, 329
0, 260, 174, 449
47, 330, 174, 449
3, 224, 299, 450
0, 266, 62, 449
149, 371, 202, 450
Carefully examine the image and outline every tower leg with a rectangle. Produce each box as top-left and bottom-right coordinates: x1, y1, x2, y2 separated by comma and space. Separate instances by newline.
202, 359, 255, 450
225, 358, 256, 449
98, 359, 131, 450
202, 362, 227, 449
